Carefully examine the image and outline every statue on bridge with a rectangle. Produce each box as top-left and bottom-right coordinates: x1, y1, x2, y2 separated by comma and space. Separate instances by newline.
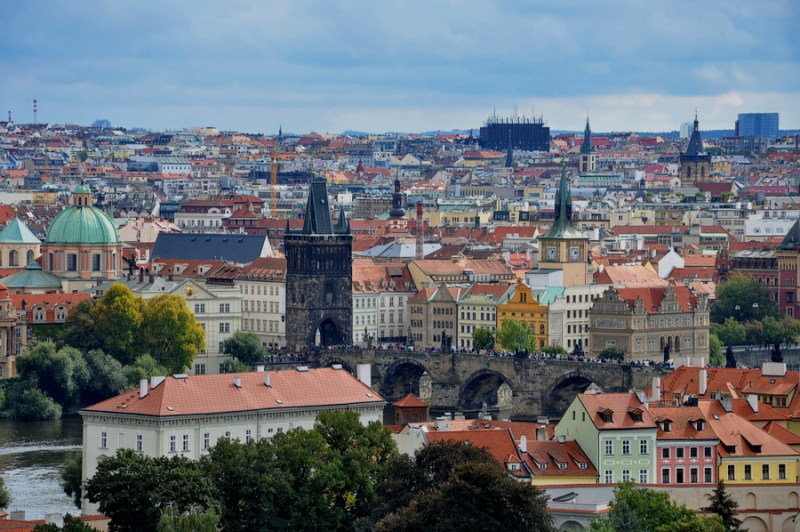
572, 342, 584, 358
772, 342, 783, 363
441, 330, 452, 354
725, 346, 737, 368
663, 344, 670, 363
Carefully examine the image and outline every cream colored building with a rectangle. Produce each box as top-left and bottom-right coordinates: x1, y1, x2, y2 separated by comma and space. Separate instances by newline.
238, 258, 286, 349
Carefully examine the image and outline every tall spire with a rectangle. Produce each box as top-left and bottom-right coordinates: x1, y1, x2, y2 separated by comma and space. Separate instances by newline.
685, 111, 705, 156
580, 115, 594, 154
541, 160, 584, 240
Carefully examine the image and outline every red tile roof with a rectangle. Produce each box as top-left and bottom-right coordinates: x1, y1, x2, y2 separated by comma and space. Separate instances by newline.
393, 393, 429, 408
578, 393, 658, 430
424, 428, 528, 478
82, 368, 384, 417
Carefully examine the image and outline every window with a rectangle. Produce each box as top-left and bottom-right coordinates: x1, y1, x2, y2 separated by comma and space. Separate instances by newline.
676, 448, 685, 459
622, 440, 630, 455
194, 303, 205, 314
605, 440, 613, 455
605, 470, 613, 484
690, 468, 698, 484
662, 447, 670, 459
169, 435, 177, 453
67, 253, 78, 271
92, 254, 101, 271
705, 467, 713, 483
183, 434, 190, 452
246, 429, 253, 444
136, 434, 143, 452
744, 464, 752, 480
219, 323, 230, 333
676, 468, 684, 484
690, 447, 698, 458
704, 447, 712, 458
662, 468, 670, 484
195, 364, 206, 375
762, 464, 770, 480
219, 341, 225, 353
696, 421, 704, 431
220, 303, 230, 313
203, 433, 210, 450
640, 440, 648, 455
639, 469, 648, 484
224, 431, 231, 440
100, 431, 107, 449
622, 470, 631, 482
779, 464, 787, 480
727, 465, 735, 481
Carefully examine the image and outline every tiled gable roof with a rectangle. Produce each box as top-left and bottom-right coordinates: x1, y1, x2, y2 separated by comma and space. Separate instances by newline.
578, 393, 658, 430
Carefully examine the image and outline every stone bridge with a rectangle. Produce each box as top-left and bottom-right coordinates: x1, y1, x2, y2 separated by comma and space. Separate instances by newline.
267, 349, 672, 420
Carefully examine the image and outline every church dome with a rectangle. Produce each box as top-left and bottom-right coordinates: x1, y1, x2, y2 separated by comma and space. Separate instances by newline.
44, 205, 120, 245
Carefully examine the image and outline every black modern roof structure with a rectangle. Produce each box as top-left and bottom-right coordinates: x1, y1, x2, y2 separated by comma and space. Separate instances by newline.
151, 233, 271, 264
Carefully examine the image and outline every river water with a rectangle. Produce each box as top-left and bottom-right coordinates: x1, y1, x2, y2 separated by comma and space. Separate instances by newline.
0, 416, 83, 520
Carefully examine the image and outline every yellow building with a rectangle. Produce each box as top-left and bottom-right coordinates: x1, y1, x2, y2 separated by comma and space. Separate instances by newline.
497, 284, 549, 350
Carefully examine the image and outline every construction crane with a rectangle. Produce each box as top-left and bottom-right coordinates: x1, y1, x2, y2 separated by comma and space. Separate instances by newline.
270, 136, 281, 217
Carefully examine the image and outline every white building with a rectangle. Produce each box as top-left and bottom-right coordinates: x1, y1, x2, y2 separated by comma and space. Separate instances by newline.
238, 257, 286, 349
80, 366, 386, 513
156, 156, 192, 175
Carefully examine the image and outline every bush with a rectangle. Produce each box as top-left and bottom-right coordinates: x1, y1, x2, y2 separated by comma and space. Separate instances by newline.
543, 345, 567, 355
12, 388, 62, 420
599, 347, 625, 361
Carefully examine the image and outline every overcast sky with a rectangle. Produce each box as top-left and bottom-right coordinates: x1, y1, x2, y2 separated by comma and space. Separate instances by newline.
2, 1, 797, 134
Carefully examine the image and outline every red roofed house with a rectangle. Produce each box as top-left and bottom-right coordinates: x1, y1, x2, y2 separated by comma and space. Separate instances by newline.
588, 285, 711, 364
80, 367, 386, 513
10, 293, 93, 355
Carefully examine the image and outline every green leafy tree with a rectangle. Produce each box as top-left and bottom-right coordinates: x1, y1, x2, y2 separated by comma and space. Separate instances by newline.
781, 317, 800, 344
91, 284, 146, 364
157, 504, 221, 532
372, 461, 555, 532
12, 387, 62, 420
219, 360, 250, 374
543, 345, 568, 355
61, 452, 83, 509
0, 475, 10, 509
712, 318, 746, 347
31, 514, 98, 532
85, 449, 217, 532
709, 334, 724, 366
222, 331, 266, 366
761, 316, 785, 345
496, 318, 532, 353
599, 346, 625, 361
16, 343, 89, 409
656, 514, 726, 532
472, 327, 495, 350
125, 354, 170, 388
82, 349, 129, 405
61, 299, 100, 351
745, 321, 765, 345
711, 273, 780, 324
141, 294, 205, 374
702, 480, 743, 532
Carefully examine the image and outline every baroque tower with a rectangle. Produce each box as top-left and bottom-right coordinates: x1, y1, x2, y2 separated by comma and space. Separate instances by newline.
680, 112, 711, 185
537, 162, 588, 286
285, 179, 353, 351
579, 117, 596, 173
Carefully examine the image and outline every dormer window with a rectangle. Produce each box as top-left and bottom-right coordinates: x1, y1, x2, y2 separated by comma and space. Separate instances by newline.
558, 462, 567, 470
537, 462, 547, 470
696, 421, 704, 431
629, 408, 644, 423
663, 422, 672, 432
578, 462, 588, 470
599, 409, 614, 423
507, 462, 520, 471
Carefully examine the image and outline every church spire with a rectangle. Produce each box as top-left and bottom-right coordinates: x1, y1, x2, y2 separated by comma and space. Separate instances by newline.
541, 160, 585, 240
685, 110, 705, 156
580, 115, 594, 154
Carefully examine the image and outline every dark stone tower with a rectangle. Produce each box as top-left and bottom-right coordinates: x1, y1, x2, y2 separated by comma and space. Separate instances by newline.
285, 179, 353, 351
680, 112, 711, 185
389, 178, 406, 219
579, 116, 596, 173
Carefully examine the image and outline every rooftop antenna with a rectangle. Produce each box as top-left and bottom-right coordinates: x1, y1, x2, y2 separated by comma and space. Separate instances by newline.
33, 99, 37, 125
7, 110, 10, 123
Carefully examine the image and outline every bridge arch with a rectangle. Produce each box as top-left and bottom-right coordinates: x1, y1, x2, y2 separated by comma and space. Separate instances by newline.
380, 358, 433, 403
542, 371, 604, 418
317, 357, 357, 375
459, 369, 515, 413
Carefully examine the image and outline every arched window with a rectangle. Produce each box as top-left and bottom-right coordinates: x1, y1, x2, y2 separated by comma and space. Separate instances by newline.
67, 254, 78, 272
26, 250, 34, 264
92, 254, 101, 272
9, 250, 18, 267
700, 167, 705, 178
686, 167, 692, 178
47, 253, 54, 271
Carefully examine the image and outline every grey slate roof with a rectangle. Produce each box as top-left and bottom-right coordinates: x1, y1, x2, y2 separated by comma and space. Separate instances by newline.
151, 233, 270, 265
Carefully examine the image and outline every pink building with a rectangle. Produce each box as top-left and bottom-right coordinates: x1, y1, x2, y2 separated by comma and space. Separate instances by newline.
653, 405, 719, 486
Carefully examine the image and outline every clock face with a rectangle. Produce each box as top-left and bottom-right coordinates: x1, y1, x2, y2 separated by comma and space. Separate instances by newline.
570, 247, 580, 261
546, 247, 556, 261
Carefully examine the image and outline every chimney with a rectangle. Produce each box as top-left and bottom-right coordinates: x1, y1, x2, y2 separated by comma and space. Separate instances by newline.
699, 369, 707, 396
150, 375, 165, 389
634, 390, 646, 404
234, 376, 242, 389
45, 514, 64, 528
652, 377, 662, 402
264, 373, 271, 387
139, 379, 149, 399
357, 363, 372, 388
557, 435, 566, 444
747, 394, 759, 414
256, 365, 265, 372
720, 395, 733, 413
520, 435, 527, 453
10, 511, 25, 521
535, 426, 548, 442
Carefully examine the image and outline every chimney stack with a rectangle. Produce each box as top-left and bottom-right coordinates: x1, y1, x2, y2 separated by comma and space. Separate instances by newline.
747, 394, 759, 414
652, 377, 662, 402
720, 395, 733, 413
139, 379, 149, 399
699, 369, 707, 396
357, 364, 372, 388
234, 377, 242, 389
520, 435, 527, 453
264, 373, 271, 387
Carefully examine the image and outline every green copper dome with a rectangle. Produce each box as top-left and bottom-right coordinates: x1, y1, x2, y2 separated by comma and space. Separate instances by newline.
74, 184, 92, 194
45, 205, 120, 245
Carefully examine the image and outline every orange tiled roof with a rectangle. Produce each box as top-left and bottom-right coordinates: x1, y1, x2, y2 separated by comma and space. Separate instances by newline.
762, 421, 800, 446
615, 285, 698, 314
578, 393, 658, 430
82, 368, 385, 417
523, 440, 598, 478
425, 428, 528, 478
393, 393, 429, 408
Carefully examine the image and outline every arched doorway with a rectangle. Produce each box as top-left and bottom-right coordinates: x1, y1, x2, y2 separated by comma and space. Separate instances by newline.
315, 317, 345, 347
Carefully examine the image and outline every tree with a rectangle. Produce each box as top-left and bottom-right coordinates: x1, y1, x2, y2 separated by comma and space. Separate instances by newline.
496, 318, 532, 353
711, 274, 780, 324
703, 480, 743, 532
372, 461, 555, 532
31, 514, 98, 532
472, 327, 495, 350
599, 346, 625, 362
81, 349, 129, 405
712, 318, 746, 347
11, 387, 62, 420
16, 343, 90, 409
61, 299, 100, 351
141, 294, 205, 374
709, 334, 724, 366
656, 514, 726, 532
157, 504, 221, 532
744, 321, 765, 345
91, 284, 145, 365
781, 317, 800, 344
61, 452, 83, 509
543, 345, 567, 355
85, 449, 217, 532
125, 354, 170, 388
0, 475, 10, 509
222, 331, 266, 366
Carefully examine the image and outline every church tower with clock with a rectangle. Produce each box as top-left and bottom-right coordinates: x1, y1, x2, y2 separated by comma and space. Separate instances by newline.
537, 162, 588, 287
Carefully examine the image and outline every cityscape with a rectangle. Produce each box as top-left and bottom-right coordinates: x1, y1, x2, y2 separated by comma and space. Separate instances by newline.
2, 1, 800, 532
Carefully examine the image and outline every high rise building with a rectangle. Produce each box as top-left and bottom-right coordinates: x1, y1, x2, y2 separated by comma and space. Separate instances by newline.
479, 115, 550, 152
737, 113, 779, 138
